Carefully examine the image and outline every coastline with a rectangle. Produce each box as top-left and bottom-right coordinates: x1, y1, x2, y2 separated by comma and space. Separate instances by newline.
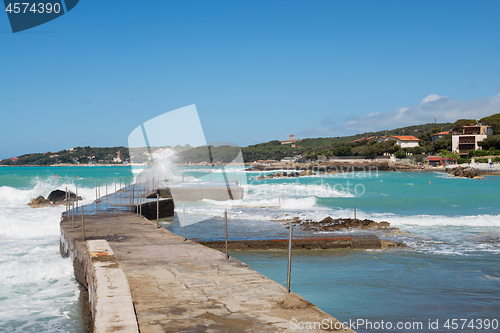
4, 162, 500, 176
0, 164, 133, 167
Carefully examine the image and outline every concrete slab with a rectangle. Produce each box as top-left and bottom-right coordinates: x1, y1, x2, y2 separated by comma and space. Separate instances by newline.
61, 212, 355, 333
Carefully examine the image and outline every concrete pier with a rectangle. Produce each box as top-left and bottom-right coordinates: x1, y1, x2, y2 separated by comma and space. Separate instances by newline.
61, 212, 354, 332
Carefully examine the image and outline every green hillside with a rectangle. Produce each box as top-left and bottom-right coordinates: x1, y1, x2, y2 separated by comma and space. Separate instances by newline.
241, 122, 452, 161
4, 114, 500, 165
0, 146, 130, 166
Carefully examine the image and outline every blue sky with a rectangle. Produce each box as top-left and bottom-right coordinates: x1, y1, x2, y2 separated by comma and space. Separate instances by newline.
1, 0, 500, 159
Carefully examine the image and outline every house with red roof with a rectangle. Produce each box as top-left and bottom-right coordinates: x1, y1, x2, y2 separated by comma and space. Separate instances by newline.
379, 135, 420, 148
431, 131, 450, 142
390, 136, 420, 148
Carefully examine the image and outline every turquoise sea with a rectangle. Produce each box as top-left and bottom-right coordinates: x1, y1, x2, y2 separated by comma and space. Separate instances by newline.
1, 166, 499, 332
0, 166, 135, 333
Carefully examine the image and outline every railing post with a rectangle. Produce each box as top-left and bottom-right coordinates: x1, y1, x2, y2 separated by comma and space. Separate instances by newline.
81, 206, 85, 242
98, 182, 100, 211
156, 194, 159, 228
139, 191, 142, 216
287, 226, 293, 293
183, 204, 186, 240
132, 185, 135, 211
225, 209, 229, 259
95, 182, 97, 213
65, 187, 68, 219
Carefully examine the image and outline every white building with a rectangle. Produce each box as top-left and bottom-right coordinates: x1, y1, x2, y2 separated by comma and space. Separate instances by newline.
379, 136, 420, 148
280, 155, 302, 163
452, 125, 492, 155
391, 136, 420, 148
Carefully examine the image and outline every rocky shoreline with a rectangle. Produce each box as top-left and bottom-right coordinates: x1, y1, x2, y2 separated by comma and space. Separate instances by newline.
446, 166, 484, 179
247, 162, 421, 173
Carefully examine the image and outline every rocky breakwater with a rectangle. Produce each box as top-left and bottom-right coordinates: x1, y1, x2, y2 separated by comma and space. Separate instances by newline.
27, 189, 82, 208
447, 166, 484, 179
290, 217, 406, 248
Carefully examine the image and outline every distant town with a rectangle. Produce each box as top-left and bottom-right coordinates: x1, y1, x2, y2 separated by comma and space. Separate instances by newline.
2, 114, 499, 167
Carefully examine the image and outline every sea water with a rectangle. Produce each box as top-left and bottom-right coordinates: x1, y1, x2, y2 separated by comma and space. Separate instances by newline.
164, 167, 500, 333
0, 166, 134, 332
2, 166, 499, 332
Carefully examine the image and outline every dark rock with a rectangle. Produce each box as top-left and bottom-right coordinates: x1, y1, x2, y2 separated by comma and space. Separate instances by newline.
379, 221, 391, 228
47, 190, 82, 204
146, 187, 173, 199
293, 217, 391, 232
27, 196, 51, 208
288, 172, 300, 177
136, 198, 174, 220
449, 166, 480, 179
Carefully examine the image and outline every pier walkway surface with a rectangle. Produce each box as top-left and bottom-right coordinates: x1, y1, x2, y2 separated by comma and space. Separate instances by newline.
61, 212, 354, 332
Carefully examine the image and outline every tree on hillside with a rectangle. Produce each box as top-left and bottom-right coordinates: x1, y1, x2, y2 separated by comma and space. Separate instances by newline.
480, 113, 500, 134
432, 135, 452, 152
451, 119, 476, 132
394, 149, 406, 158
477, 135, 500, 150
331, 146, 352, 156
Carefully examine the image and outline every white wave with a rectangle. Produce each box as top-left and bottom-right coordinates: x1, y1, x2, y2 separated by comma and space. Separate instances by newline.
366, 212, 500, 227
0, 178, 106, 239
0, 240, 73, 285
0, 179, 83, 331
244, 183, 356, 199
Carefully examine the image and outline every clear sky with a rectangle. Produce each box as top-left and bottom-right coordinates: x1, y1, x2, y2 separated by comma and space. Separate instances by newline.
1, 0, 500, 159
